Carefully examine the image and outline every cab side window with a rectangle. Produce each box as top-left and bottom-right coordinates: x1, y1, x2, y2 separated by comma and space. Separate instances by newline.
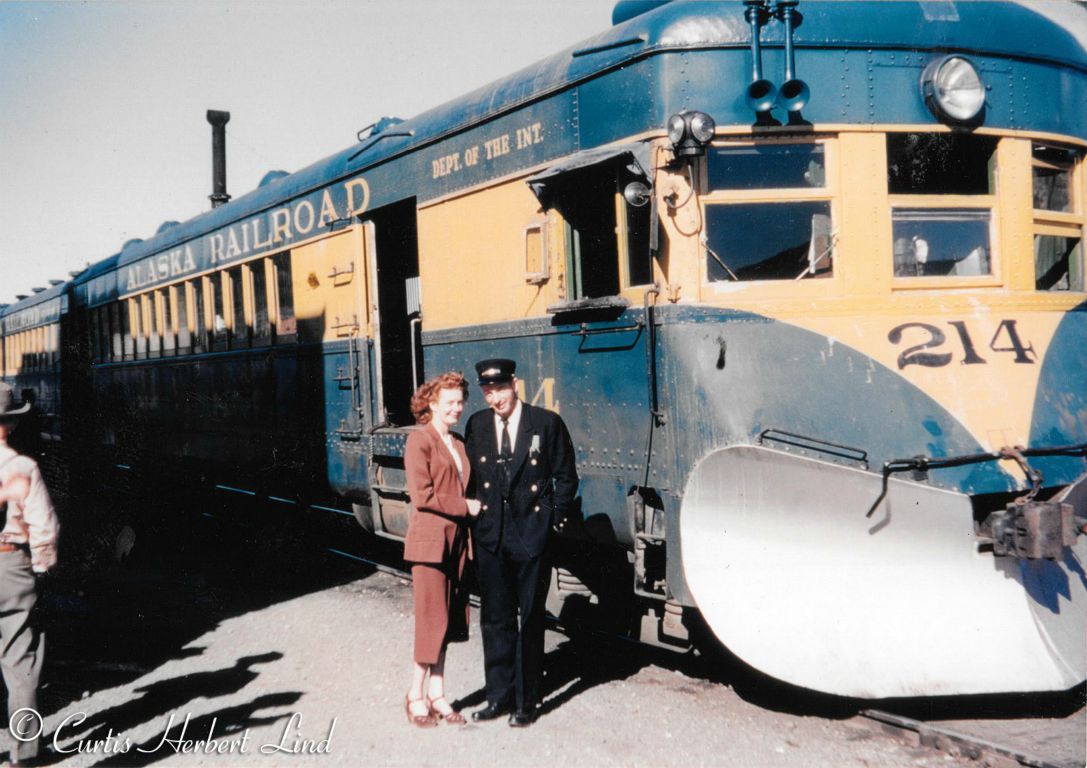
543, 160, 653, 301
703, 143, 833, 282
558, 169, 621, 299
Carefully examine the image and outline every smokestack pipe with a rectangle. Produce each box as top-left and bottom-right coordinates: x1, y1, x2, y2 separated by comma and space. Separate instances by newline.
207, 110, 231, 208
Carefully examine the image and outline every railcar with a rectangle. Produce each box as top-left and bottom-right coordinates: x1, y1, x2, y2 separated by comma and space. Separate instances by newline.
15, 0, 1087, 698
0, 281, 68, 450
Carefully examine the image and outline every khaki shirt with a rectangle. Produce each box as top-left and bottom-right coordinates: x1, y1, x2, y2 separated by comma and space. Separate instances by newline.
0, 444, 59, 572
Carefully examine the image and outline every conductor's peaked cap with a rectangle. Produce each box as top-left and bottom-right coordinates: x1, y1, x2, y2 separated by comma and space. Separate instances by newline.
475, 358, 516, 386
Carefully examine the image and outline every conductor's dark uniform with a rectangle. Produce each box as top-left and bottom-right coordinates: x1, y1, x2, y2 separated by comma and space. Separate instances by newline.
465, 360, 578, 725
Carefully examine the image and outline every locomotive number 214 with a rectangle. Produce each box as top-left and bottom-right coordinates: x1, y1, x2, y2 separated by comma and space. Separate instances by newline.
887, 319, 1036, 370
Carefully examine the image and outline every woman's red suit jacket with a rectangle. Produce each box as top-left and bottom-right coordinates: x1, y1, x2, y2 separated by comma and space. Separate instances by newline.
403, 424, 473, 565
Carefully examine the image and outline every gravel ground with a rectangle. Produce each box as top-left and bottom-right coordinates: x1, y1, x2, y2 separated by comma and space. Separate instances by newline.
29, 569, 971, 768
4, 476, 1082, 768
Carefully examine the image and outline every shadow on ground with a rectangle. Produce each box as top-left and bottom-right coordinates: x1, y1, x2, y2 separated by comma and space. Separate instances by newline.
17, 449, 1085, 757
32, 466, 401, 726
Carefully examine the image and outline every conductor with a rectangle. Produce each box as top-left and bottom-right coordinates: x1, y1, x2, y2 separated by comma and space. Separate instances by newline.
465, 359, 578, 727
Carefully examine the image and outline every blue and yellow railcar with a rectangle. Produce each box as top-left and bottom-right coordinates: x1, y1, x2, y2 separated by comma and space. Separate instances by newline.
33, 0, 1087, 698
0, 282, 68, 448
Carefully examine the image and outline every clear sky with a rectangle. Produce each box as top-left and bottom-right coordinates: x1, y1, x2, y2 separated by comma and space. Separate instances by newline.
0, 0, 617, 305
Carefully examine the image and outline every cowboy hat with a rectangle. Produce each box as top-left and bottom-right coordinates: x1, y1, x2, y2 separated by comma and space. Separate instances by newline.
0, 383, 31, 420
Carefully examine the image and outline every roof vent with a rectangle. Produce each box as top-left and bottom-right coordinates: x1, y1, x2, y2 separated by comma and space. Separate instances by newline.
259, 170, 290, 187
15, 295, 28, 301
357, 116, 404, 142
157, 220, 181, 234
612, 0, 670, 25
122, 238, 144, 251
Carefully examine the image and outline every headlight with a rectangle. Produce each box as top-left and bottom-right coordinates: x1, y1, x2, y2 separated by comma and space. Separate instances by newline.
666, 110, 716, 159
689, 112, 716, 143
667, 114, 687, 145
922, 56, 985, 124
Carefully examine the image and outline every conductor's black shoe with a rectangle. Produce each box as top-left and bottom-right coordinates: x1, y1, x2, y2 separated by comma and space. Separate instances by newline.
508, 709, 537, 727
472, 702, 511, 722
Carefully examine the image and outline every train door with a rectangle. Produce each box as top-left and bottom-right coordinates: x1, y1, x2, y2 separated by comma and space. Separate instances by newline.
355, 198, 422, 540
362, 197, 422, 427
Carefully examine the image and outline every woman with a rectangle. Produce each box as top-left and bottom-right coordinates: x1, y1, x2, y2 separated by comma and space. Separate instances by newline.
403, 371, 481, 727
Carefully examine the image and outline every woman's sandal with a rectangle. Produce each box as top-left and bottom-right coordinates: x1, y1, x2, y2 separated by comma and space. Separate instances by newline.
427, 696, 466, 725
405, 695, 437, 728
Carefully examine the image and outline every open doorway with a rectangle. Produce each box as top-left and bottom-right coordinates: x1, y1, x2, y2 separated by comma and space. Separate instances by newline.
364, 197, 421, 427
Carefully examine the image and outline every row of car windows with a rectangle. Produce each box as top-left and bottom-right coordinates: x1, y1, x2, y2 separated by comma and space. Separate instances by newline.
700, 135, 1083, 289
1, 325, 60, 376
89, 252, 296, 362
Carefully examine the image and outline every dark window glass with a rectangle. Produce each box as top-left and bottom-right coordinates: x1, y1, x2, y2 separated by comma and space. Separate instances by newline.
192, 279, 207, 353
626, 199, 653, 287
176, 286, 191, 352
135, 298, 148, 359
252, 261, 270, 342
228, 266, 248, 348
161, 289, 175, 354
560, 171, 620, 298
1032, 144, 1079, 213
705, 201, 832, 281
147, 295, 161, 357
110, 303, 122, 360
121, 301, 134, 360
97, 307, 110, 361
892, 208, 991, 277
707, 144, 826, 190
887, 133, 997, 195
273, 252, 296, 337
211, 274, 227, 346
1035, 235, 1083, 291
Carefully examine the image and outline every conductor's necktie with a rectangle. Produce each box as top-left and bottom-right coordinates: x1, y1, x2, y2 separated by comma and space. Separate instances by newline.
499, 417, 512, 495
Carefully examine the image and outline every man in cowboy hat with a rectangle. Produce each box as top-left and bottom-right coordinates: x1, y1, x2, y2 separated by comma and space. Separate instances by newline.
0, 382, 59, 765
464, 359, 578, 727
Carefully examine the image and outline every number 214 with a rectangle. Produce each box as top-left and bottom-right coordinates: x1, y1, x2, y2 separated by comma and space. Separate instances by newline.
887, 319, 1036, 369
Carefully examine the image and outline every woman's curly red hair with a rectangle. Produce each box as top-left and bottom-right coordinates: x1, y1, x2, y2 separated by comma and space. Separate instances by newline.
410, 371, 469, 425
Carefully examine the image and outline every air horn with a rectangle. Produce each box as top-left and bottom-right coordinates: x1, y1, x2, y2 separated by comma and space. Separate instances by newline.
776, 0, 810, 112
743, 0, 777, 113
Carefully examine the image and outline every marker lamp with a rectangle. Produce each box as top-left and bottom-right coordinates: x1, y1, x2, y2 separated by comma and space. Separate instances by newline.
689, 112, 716, 144
667, 114, 687, 145
667, 110, 716, 159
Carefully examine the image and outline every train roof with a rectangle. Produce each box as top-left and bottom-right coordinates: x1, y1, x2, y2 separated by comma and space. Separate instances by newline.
101, 0, 1086, 288
0, 279, 68, 333
71, 253, 120, 287
69, 253, 121, 309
